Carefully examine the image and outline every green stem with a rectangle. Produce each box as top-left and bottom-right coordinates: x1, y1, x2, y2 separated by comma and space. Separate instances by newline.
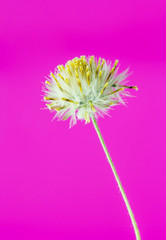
91, 115, 141, 240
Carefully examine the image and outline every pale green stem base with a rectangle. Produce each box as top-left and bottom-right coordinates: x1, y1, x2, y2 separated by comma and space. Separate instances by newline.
92, 115, 141, 240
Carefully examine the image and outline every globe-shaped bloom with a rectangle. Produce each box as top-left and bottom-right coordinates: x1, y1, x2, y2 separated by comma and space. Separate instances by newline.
43, 56, 137, 127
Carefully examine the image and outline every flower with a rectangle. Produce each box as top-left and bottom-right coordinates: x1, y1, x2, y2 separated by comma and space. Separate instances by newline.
43, 56, 137, 127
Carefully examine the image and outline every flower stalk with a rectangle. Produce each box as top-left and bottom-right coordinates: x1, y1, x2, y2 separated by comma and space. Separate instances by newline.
91, 115, 141, 240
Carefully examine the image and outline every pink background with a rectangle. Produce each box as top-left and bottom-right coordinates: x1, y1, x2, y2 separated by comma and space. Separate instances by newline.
0, 0, 166, 239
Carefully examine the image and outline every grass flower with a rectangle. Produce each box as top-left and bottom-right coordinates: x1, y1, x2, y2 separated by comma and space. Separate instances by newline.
43, 56, 141, 240
43, 56, 137, 127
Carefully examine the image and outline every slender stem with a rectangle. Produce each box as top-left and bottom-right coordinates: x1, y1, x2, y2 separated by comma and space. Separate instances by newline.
91, 115, 141, 240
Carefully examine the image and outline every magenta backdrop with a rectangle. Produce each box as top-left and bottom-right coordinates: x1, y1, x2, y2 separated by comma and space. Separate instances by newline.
0, 0, 166, 239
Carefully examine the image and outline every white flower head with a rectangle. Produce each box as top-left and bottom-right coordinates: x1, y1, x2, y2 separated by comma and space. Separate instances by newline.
43, 56, 137, 127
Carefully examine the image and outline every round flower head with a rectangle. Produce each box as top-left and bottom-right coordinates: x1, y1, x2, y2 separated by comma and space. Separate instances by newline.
43, 56, 137, 127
